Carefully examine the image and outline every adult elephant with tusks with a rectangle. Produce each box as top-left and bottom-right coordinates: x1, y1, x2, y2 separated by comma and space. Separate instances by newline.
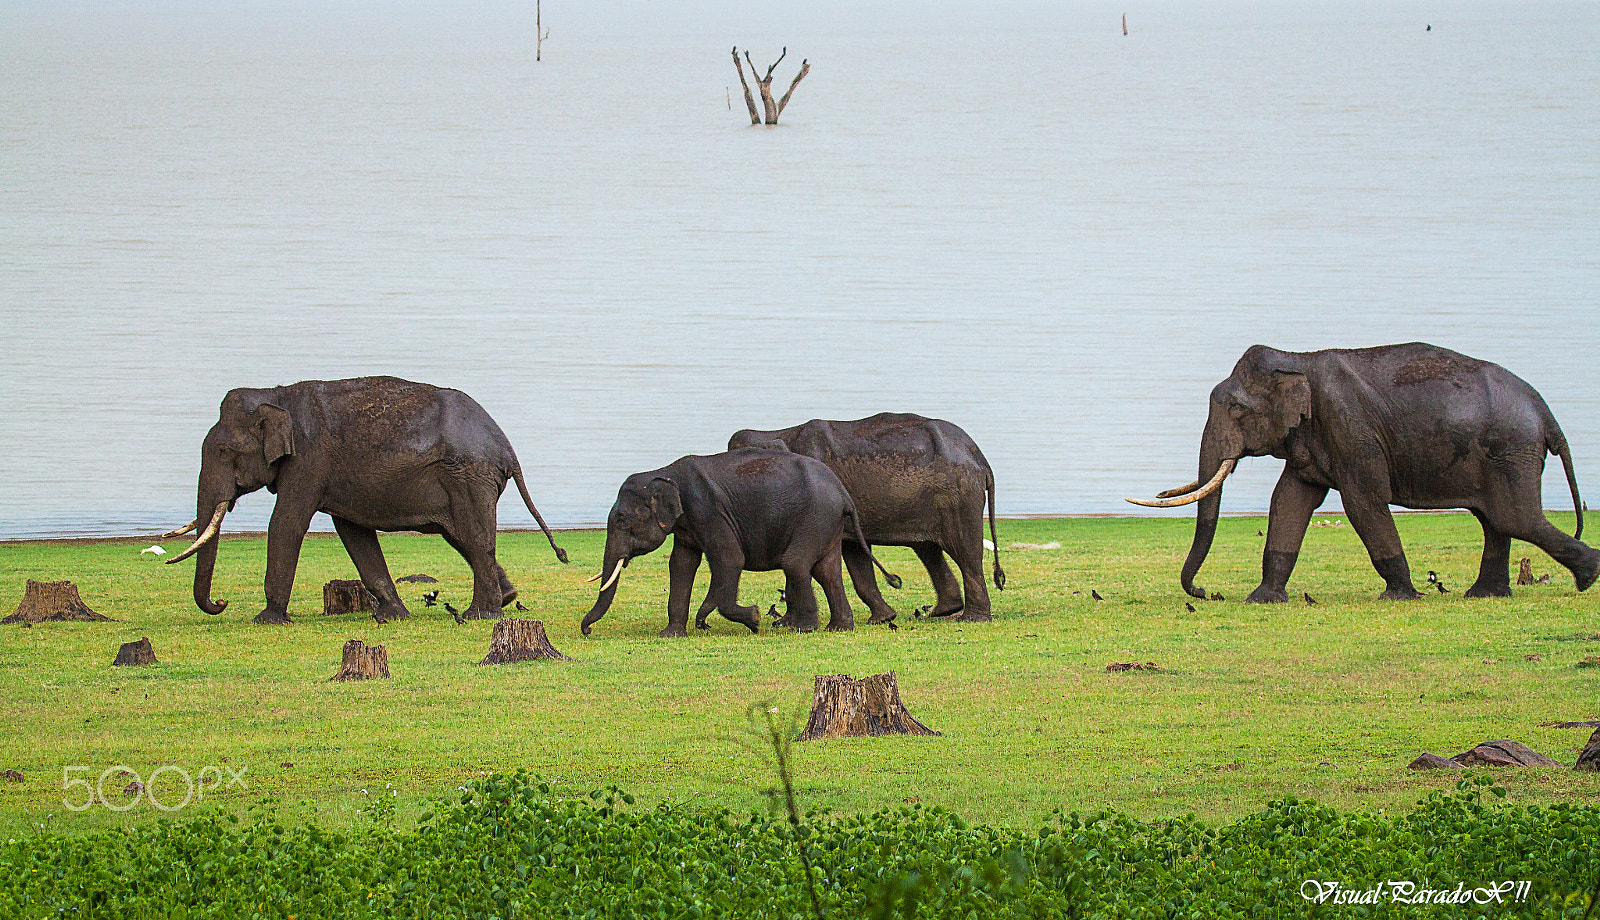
728, 413, 1005, 623
1129, 343, 1599, 602
162, 377, 568, 624
580, 448, 902, 638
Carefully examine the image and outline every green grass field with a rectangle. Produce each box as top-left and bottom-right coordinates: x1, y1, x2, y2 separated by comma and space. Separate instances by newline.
2, 514, 1597, 839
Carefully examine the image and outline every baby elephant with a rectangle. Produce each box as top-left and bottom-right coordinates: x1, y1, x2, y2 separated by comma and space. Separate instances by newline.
580, 448, 901, 638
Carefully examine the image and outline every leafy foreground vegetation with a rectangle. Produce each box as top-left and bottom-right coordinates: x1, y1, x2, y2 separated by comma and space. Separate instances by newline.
3, 770, 1599, 919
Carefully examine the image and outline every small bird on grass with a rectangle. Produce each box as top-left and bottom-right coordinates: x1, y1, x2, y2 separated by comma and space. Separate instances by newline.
515, 600, 528, 611
1185, 602, 1196, 612
1304, 592, 1317, 605
1208, 592, 1224, 601
777, 589, 787, 603
1091, 590, 1104, 601
421, 591, 439, 607
887, 620, 898, 630
1436, 582, 1449, 593
1428, 571, 1449, 592
914, 605, 931, 618
444, 601, 466, 623
371, 611, 389, 624
768, 604, 780, 619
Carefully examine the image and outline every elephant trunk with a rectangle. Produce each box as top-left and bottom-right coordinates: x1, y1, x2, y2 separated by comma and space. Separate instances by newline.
185, 491, 232, 615
1180, 430, 1233, 600
580, 537, 628, 636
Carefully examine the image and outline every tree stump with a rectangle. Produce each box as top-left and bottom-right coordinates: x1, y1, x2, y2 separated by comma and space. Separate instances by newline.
330, 639, 390, 681
797, 671, 940, 741
323, 580, 375, 616
1450, 739, 1563, 768
1575, 728, 1600, 772
479, 618, 572, 664
3, 580, 112, 624
1517, 557, 1536, 585
113, 637, 157, 666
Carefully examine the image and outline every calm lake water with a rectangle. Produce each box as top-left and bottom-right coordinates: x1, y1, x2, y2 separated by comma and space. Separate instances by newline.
3, 1, 1598, 539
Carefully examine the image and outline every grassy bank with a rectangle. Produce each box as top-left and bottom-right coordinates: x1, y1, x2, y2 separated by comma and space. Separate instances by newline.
1, 514, 1597, 838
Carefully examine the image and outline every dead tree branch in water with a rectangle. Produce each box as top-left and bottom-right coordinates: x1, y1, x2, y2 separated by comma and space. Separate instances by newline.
732, 47, 809, 124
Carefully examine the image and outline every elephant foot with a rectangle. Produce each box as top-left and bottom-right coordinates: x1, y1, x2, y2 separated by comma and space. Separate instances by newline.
953, 610, 992, 623
825, 616, 854, 632
375, 601, 411, 621
254, 608, 292, 625
1574, 547, 1600, 592
1245, 585, 1289, 604
723, 608, 761, 634
694, 620, 711, 630
658, 624, 689, 638
1378, 585, 1423, 601
926, 605, 964, 619
1464, 582, 1512, 599
462, 606, 500, 620
865, 611, 897, 626
772, 615, 817, 633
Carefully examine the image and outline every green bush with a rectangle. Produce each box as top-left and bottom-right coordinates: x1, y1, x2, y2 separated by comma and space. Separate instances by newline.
2, 772, 1596, 919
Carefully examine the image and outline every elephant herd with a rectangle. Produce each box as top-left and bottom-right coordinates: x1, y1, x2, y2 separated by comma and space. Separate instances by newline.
161, 342, 1599, 636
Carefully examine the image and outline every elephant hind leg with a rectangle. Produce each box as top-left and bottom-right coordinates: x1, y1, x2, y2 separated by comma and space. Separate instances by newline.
774, 566, 821, 632
915, 543, 966, 619
812, 541, 854, 631
442, 528, 504, 619
842, 541, 898, 624
1494, 513, 1600, 592
1464, 511, 1513, 598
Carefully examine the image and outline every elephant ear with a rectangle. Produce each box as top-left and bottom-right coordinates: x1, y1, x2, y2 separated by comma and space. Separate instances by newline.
1269, 371, 1312, 434
647, 477, 682, 528
255, 403, 294, 464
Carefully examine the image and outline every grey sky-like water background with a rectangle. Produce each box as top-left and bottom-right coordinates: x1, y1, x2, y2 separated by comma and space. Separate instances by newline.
3, 0, 1598, 539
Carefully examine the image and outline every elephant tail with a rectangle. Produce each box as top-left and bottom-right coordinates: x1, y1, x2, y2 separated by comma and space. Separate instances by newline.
512, 467, 569, 564
987, 468, 1006, 590
844, 504, 901, 590
1550, 431, 1584, 541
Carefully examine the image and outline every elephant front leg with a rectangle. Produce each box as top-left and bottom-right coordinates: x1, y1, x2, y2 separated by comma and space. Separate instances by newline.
1247, 473, 1328, 604
694, 558, 759, 636
842, 542, 899, 624
332, 517, 411, 620
668, 542, 704, 635
1342, 492, 1421, 600
259, 501, 316, 624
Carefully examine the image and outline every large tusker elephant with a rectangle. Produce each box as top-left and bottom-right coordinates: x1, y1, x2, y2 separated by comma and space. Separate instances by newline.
580, 448, 901, 638
1130, 343, 1599, 602
728, 413, 1004, 623
162, 377, 568, 624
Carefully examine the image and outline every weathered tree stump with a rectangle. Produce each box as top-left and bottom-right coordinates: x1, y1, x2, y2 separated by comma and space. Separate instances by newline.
1517, 557, 1535, 585
732, 46, 809, 125
3, 580, 111, 624
323, 580, 375, 616
1575, 728, 1600, 772
1450, 739, 1562, 768
330, 639, 390, 681
113, 637, 157, 666
479, 618, 572, 664
797, 671, 940, 741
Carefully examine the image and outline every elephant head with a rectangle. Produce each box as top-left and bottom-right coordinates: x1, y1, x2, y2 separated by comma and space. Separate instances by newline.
580, 475, 682, 635
163, 389, 296, 614
1129, 346, 1310, 598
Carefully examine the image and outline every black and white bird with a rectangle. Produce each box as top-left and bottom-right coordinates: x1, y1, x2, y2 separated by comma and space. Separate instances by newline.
515, 601, 528, 611
421, 591, 439, 607
1304, 592, 1317, 605
1091, 590, 1104, 601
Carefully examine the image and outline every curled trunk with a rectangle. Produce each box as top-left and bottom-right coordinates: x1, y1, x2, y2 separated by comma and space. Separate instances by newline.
1180, 442, 1228, 599
188, 490, 231, 615
580, 539, 625, 636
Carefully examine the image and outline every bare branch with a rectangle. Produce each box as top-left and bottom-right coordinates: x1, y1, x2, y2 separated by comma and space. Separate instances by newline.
732, 47, 761, 125
776, 59, 809, 117
763, 47, 787, 82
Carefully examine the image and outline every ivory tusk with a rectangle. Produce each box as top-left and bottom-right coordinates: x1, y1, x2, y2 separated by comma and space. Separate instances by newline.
1155, 480, 1201, 499
158, 519, 199, 540
165, 502, 229, 563
598, 558, 625, 592
1126, 458, 1237, 508
584, 572, 602, 583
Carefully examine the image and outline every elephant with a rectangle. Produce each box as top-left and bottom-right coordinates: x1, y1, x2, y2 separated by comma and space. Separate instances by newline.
1129, 343, 1599, 602
162, 376, 568, 624
728, 413, 1004, 623
579, 448, 901, 638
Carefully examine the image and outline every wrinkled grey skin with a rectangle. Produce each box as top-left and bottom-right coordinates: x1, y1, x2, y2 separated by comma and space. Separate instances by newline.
1175, 343, 1598, 602
728, 413, 1004, 623
581, 448, 900, 638
174, 377, 566, 624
